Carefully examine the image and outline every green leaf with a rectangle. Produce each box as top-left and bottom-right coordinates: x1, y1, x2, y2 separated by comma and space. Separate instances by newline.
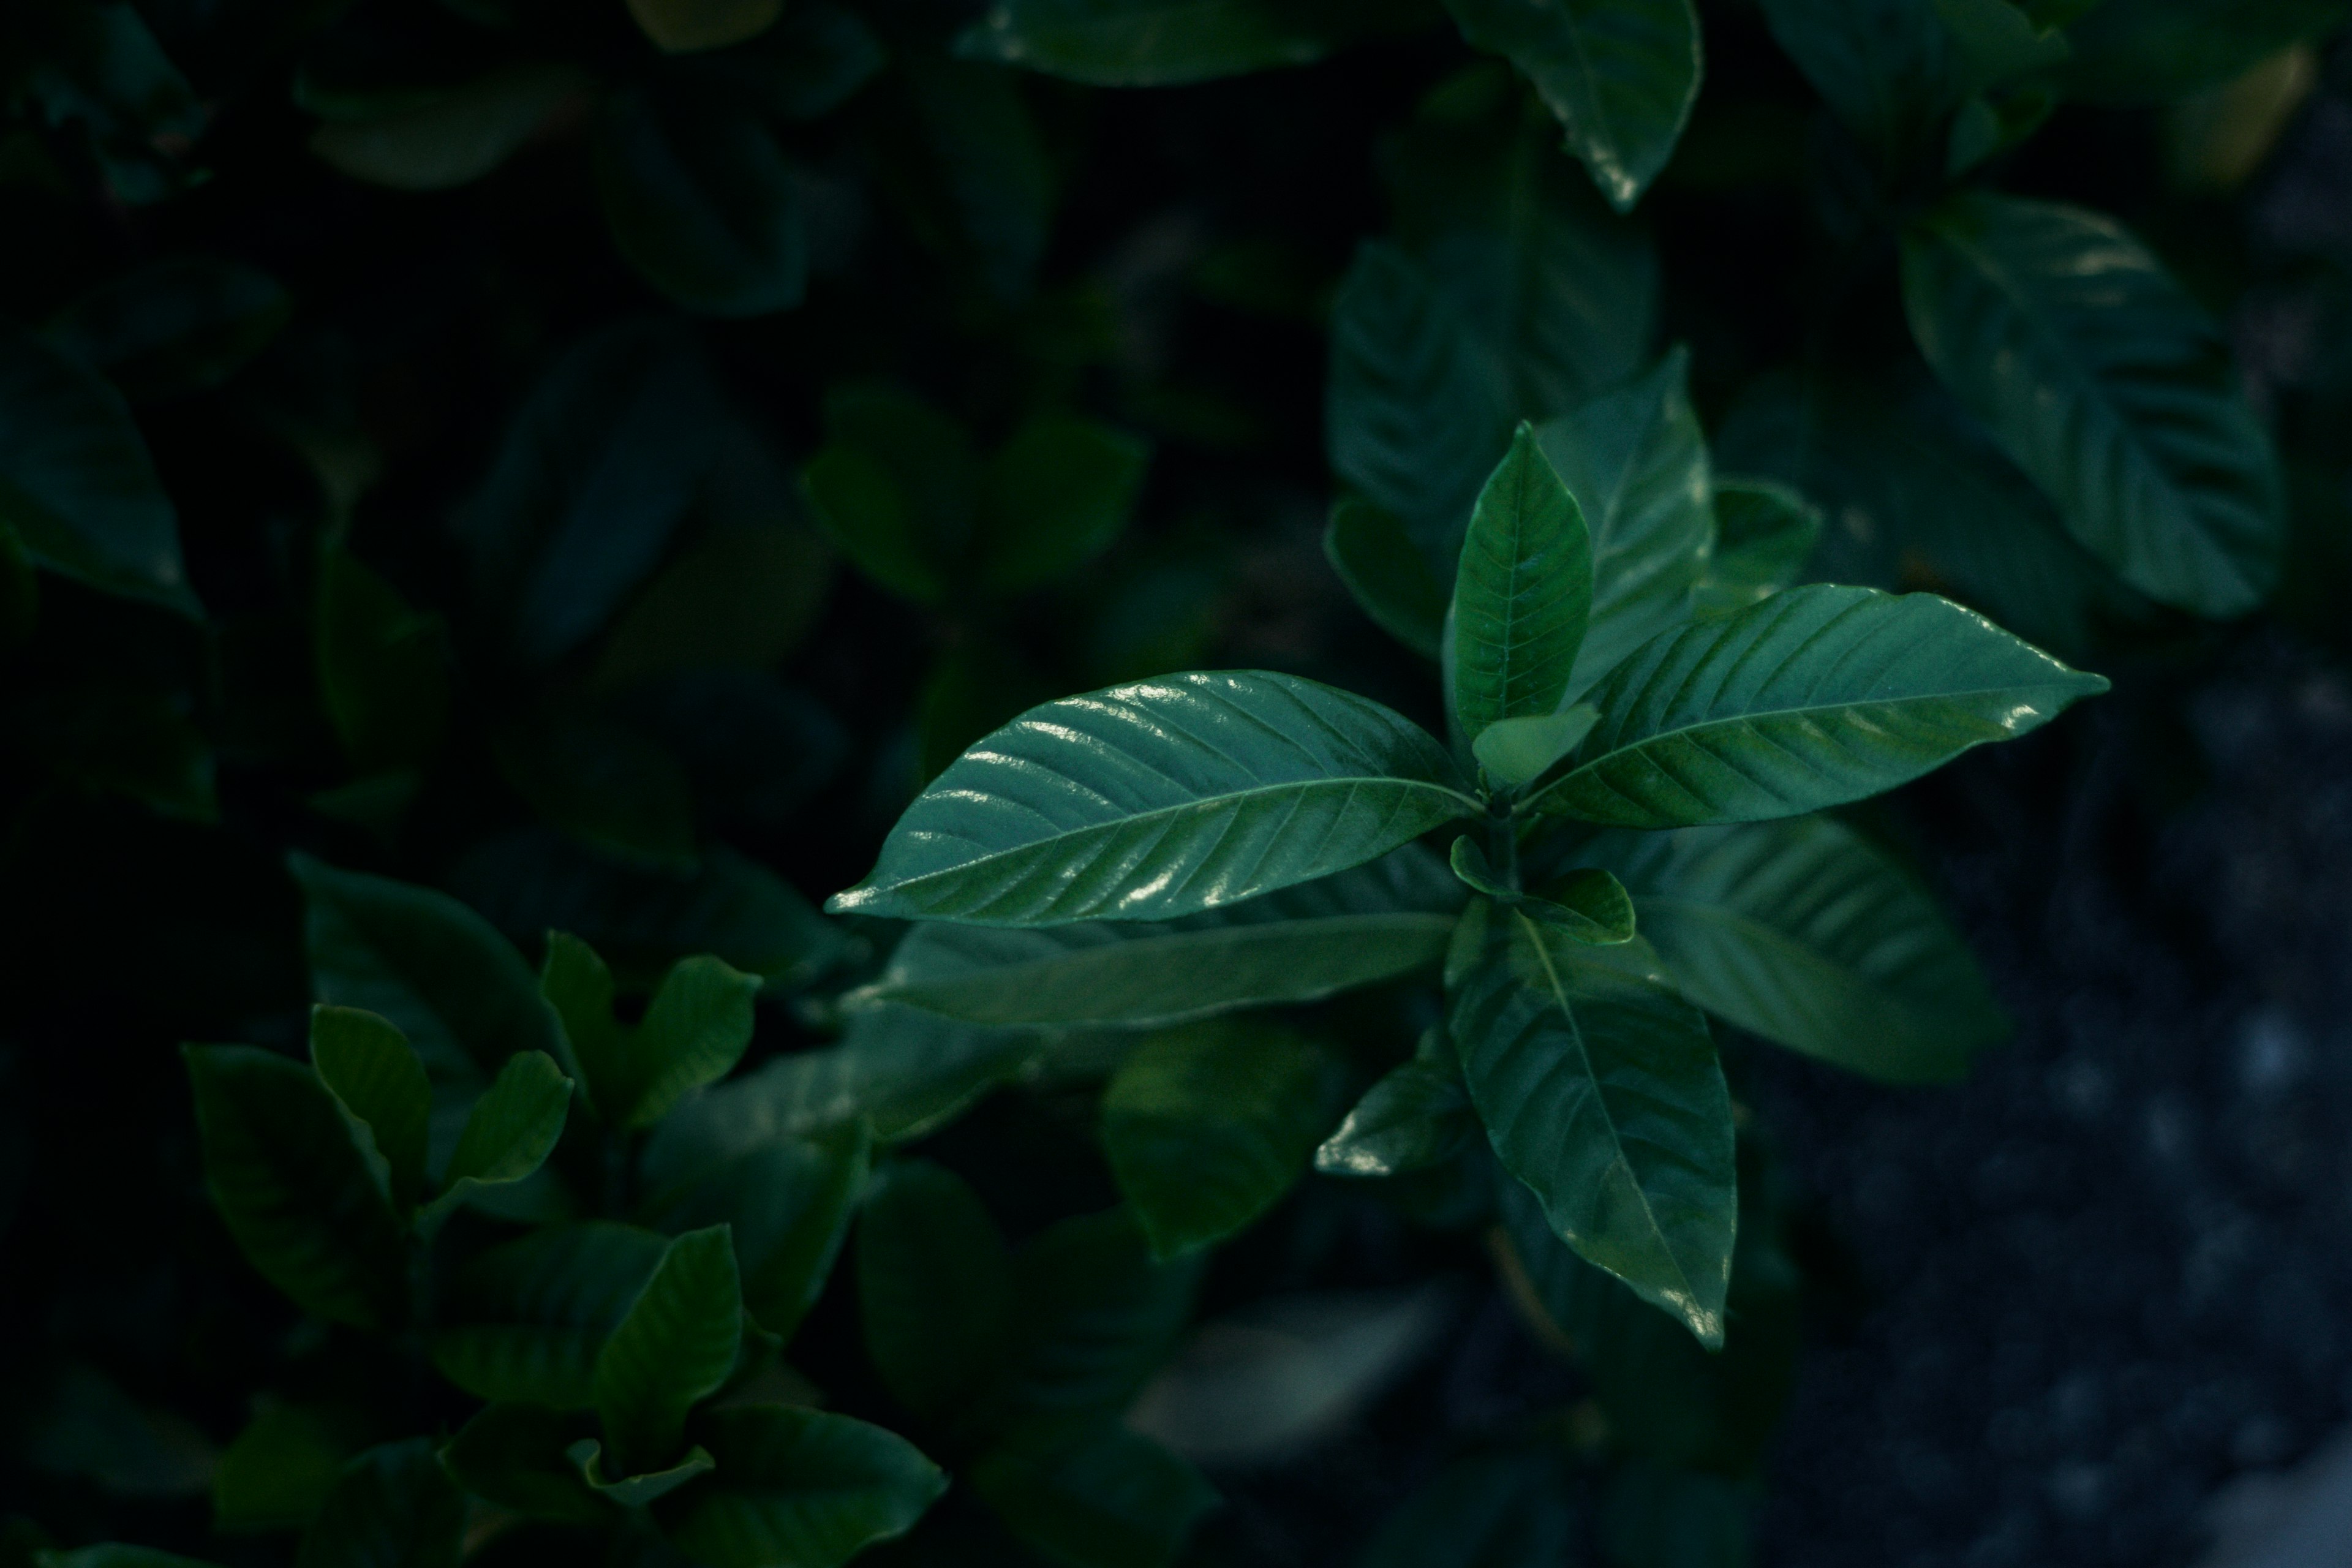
1325, 496, 1448, 658
1693, 479, 1820, 617
42, 258, 290, 403
1451, 913, 1734, 1345
489, 704, 699, 873
596, 1226, 745, 1478
567, 1441, 716, 1506
1314, 1051, 1474, 1178
429, 1223, 669, 1408
829, 671, 1475, 926
2058, 0, 2347, 103
859, 1161, 1016, 1421
1002, 1208, 1200, 1420
1599, 1464, 1753, 1568
595, 522, 833, 692
1473, 704, 1599, 789
310, 65, 594, 191
889, 57, 1057, 305
214, 1403, 353, 1532
1101, 1021, 1341, 1259
955, 0, 1439, 85
627, 0, 785, 53
0, 325, 199, 617
1357, 1449, 1575, 1568
1595, 817, 2007, 1082
639, 1125, 871, 1338
859, 847, 1461, 1029
668, 6, 887, 119
543, 935, 760, 1129
1440, 0, 1702, 210
183, 1046, 407, 1329
1525, 585, 2108, 827
316, 545, 448, 776
1901, 192, 2286, 617
1754, 0, 1966, 173
655, 1405, 948, 1567
1533, 349, 1714, 695
799, 383, 978, 604
1450, 424, 1594, 740
1449, 839, 1633, 944
440, 1404, 611, 1526
970, 1420, 1216, 1568
307, 1006, 431, 1216
594, 84, 806, 317
439, 1050, 572, 1192
11, 679, 215, 821
976, 414, 1150, 594
294, 1440, 462, 1568
35, 1553, 214, 1568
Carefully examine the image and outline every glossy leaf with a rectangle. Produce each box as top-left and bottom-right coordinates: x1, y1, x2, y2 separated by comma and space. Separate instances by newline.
1451, 913, 1734, 1344
1325, 495, 1447, 658
628, 0, 785, 53
1314, 1051, 1474, 1178
1357, 1449, 1575, 1568
1441, 0, 1703, 211
542, 936, 759, 1130
440, 1404, 611, 1526
43, 258, 289, 402
829, 671, 1474, 926
183, 1046, 407, 1329
638, 1124, 871, 1338
858, 1161, 1016, 1420
1902, 192, 2286, 617
1449, 838, 1633, 944
1694, 479, 1821, 617
970, 1420, 1216, 1568
976, 413, 1150, 594
1526, 585, 2108, 828
294, 1440, 462, 1568
310, 65, 594, 191
596, 1226, 744, 1478
594, 85, 806, 317
307, 1006, 431, 1216
2059, 0, 2348, 103
655, 1405, 948, 1567
956, 0, 1438, 85
439, 1050, 572, 1192
1451, 424, 1594, 739
858, 847, 1461, 1029
429, 1223, 670, 1408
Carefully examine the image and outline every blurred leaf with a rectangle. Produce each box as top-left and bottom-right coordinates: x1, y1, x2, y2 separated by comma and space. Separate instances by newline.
1357, 1448, 1575, 1568
655, 1404, 948, 1566
801, 383, 978, 603
439, 1404, 610, 1526
308, 1005, 432, 1216
669, 6, 888, 119
183, 1046, 408, 1329
627, 0, 784, 53
214, 1403, 353, 1532
639, 1123, 870, 1338
42, 258, 290, 402
12, 679, 214, 820
491, 706, 699, 870
311, 64, 594, 191
970, 1420, 1216, 1568
543, 935, 758, 1129
10, 0, 203, 204
1599, 1464, 1752, 1567
1693, 480, 1820, 616
827, 672, 1476, 925
1325, 495, 1447, 658
595, 1226, 744, 1477
623, 671, 850, 836
1001, 1207, 1200, 1420
1441, 0, 1702, 210
595, 522, 832, 689
316, 545, 448, 776
36, 1552, 213, 1568
1902, 192, 2286, 617
916, 638, 1055, 784
429, 1223, 669, 1408
1754, 0, 1966, 173
2166, 45, 2319, 190
891, 56, 1055, 303
595, 82, 807, 317
1101, 1020, 1343, 1259
2058, 0, 2348, 102
975, 414, 1150, 594
859, 1160, 1017, 1422
20, 1362, 216, 1499
957, 0, 1438, 85
1316, 1049, 1474, 1178
1472, 705, 1597, 790
294, 1439, 463, 1568
1451, 423, 1593, 739
438, 1049, 571, 1193
0, 325, 199, 616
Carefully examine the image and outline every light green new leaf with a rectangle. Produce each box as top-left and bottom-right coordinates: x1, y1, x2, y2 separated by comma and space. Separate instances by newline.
594, 85, 806, 317
596, 1226, 744, 1478
859, 847, 1461, 1030
955, 0, 1438, 85
1101, 1021, 1343, 1259
1441, 0, 1703, 211
858, 1161, 1016, 1421
1694, 478, 1820, 617
308, 1006, 431, 1216
639, 1124, 871, 1338
568, 1441, 715, 1506
439, 1050, 572, 1194
1325, 495, 1448, 659
440, 1404, 611, 1526
970, 1420, 1216, 1568
543, 935, 759, 1129
43, 257, 290, 403
1473, 705, 1597, 790
655, 1405, 948, 1567
1452, 914, 1733, 1344
829, 671, 1476, 926
294, 1439, 462, 1568
183, 1046, 407, 1329
309, 65, 594, 192
429, 1223, 670, 1408
2059, 0, 2348, 104
1002, 1208, 1202, 1421
976, 414, 1150, 594
1534, 349, 1714, 693
1902, 192, 2285, 617
1314, 1053, 1474, 1178
1598, 817, 2008, 1082
1526, 585, 2108, 827
627, 0, 784, 53
1451, 424, 1594, 739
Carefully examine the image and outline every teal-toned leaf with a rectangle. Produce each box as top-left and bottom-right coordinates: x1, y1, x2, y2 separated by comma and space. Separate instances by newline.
1314, 1050, 1474, 1178
1451, 424, 1594, 739
543, 936, 759, 1129
1474, 705, 1598, 790
308, 1006, 431, 1216
828, 671, 1476, 926
627, 0, 783, 52
858, 1161, 1016, 1422
1357, 1449, 1574, 1568
36, 1553, 213, 1568
568, 1441, 715, 1506
970, 1420, 1216, 1568
595, 1226, 744, 1477
1449, 839, 1633, 944
310, 64, 594, 191
1600, 1464, 1754, 1568
976, 414, 1150, 594
889, 57, 1056, 305
439, 1404, 610, 1525
1525, 585, 2108, 827
655, 1405, 948, 1567
799, 383, 977, 605
316, 545, 448, 777
295, 1440, 462, 1568
1101, 1021, 1343, 1259
214, 1403, 353, 1532
1534, 349, 1713, 695
859, 847, 1461, 1030
1452, 914, 1733, 1345
1901, 192, 2286, 616
439, 1050, 572, 1192
1693, 479, 1820, 617
955, 0, 1439, 85
639, 1124, 871, 1338
43, 258, 290, 403
1325, 496, 1447, 658
1754, 0, 1966, 173
1441, 0, 1703, 210
183, 1046, 407, 1329
0, 326, 199, 616
429, 1223, 670, 1408
594, 85, 806, 317
1001, 1208, 1200, 1421
2059, 0, 2347, 103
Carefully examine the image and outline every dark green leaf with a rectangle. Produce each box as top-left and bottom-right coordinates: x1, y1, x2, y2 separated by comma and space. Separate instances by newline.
1357, 1449, 1574, 1568
1600, 1464, 1753, 1568
976, 414, 1150, 593
1473, 705, 1598, 790
36, 1553, 213, 1568
9, 0, 201, 205
892, 57, 1055, 304
956, 0, 1439, 85
310, 65, 594, 190
1325, 496, 1448, 658
670, 6, 887, 119
489, 705, 698, 871
0, 325, 199, 617
439, 1049, 571, 1192
627, 0, 784, 53
307, 1005, 431, 1216
1451, 424, 1594, 739
543, 935, 759, 1130
316, 545, 447, 776
1002, 1208, 1200, 1420
639, 1124, 870, 1338
2059, 0, 2347, 102
594, 85, 805, 317
1902, 192, 2286, 616
595, 521, 833, 692
42, 258, 290, 402
655, 1405, 948, 1567
1449, 839, 1633, 944
1441, 0, 1702, 209
294, 1440, 462, 1568
1526, 585, 2108, 827
439, 1404, 611, 1526
1694, 479, 1820, 617
429, 1223, 669, 1408
214, 1403, 353, 1532
10, 679, 214, 821
858, 1161, 1016, 1421
970, 1420, 1216, 1568
829, 671, 1475, 925
183, 1046, 407, 1329
800, 383, 978, 604
1314, 1049, 1474, 1178
568, 1441, 715, 1506
596, 1226, 745, 1478
1754, 0, 1965, 173
1452, 914, 1733, 1344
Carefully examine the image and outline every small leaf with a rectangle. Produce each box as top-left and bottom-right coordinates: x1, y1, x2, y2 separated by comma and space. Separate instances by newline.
1449, 839, 1632, 944
440, 1404, 611, 1525
596, 1226, 745, 1478
1101, 1021, 1343, 1259
42, 258, 290, 402
543, 935, 760, 1130
594, 84, 807, 317
639, 1125, 871, 1339
429, 1223, 669, 1408
858, 1161, 1016, 1422
1693, 479, 1821, 617
955, 0, 1439, 85
627, 0, 785, 53
828, 671, 1476, 926
1314, 1052, 1473, 1178
654, 1405, 948, 1567
311, 64, 594, 191
1441, 0, 1703, 210
439, 1050, 572, 1192
567, 1440, 716, 1506
1472, 704, 1597, 790
294, 1440, 462, 1568
183, 1046, 408, 1329
1525, 585, 2108, 828
1450, 424, 1594, 739
307, 1005, 431, 1216
970, 1420, 1216, 1568
1324, 495, 1447, 658
976, 414, 1150, 594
